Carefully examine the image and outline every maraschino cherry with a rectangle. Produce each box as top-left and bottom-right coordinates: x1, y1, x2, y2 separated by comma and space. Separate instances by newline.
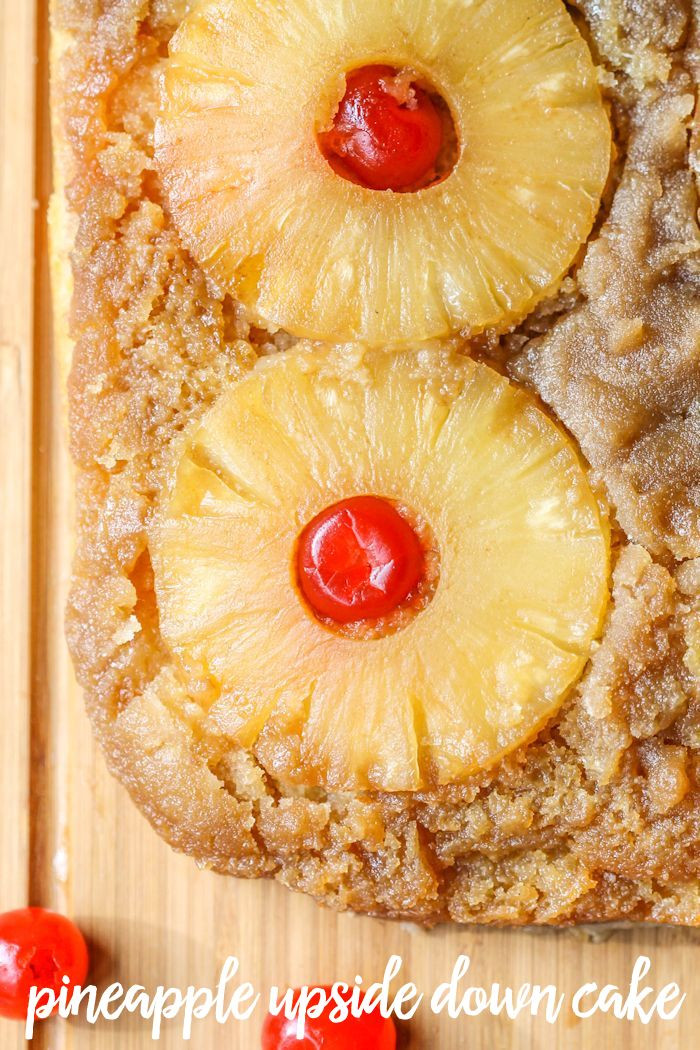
261, 985, 397, 1049
297, 495, 425, 624
0, 908, 89, 1021
319, 65, 444, 191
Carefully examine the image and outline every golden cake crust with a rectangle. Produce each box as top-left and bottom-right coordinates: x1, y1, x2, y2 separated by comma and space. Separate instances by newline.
51, 0, 700, 925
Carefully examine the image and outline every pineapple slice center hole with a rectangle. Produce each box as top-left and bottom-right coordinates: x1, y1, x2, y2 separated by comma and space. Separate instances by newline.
316, 65, 459, 193
295, 494, 440, 639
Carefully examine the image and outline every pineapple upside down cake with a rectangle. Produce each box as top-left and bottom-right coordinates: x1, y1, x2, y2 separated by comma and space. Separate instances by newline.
51, 0, 700, 925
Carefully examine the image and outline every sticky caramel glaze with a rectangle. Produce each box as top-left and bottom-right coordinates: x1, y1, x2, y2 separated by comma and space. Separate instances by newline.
53, 0, 700, 923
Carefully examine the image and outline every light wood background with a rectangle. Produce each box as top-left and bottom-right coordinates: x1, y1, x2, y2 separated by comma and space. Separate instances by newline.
1, 2, 699, 1047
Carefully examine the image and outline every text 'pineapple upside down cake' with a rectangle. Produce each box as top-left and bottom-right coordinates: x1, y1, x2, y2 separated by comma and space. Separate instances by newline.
51, 0, 700, 925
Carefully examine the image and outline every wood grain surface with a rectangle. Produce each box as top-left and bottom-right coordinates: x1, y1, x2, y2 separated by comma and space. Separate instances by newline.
1, 2, 699, 1048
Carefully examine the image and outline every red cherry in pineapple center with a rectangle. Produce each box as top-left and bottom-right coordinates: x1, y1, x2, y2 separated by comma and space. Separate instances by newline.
318, 65, 445, 192
297, 496, 425, 624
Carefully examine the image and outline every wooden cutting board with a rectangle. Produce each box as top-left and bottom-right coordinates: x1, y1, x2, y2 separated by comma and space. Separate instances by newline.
2, 3, 699, 1047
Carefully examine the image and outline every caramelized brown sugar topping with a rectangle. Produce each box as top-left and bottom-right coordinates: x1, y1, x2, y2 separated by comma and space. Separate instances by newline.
54, 0, 700, 923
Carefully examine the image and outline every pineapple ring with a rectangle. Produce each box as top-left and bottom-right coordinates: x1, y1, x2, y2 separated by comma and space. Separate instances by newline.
150, 346, 610, 792
155, 0, 611, 345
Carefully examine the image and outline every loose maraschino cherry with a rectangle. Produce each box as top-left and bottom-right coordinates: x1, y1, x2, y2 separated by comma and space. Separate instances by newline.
319, 65, 444, 191
261, 986, 397, 1049
297, 495, 425, 624
0, 908, 89, 1021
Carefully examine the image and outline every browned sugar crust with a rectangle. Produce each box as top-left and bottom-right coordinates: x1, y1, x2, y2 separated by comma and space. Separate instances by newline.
52, 0, 700, 924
